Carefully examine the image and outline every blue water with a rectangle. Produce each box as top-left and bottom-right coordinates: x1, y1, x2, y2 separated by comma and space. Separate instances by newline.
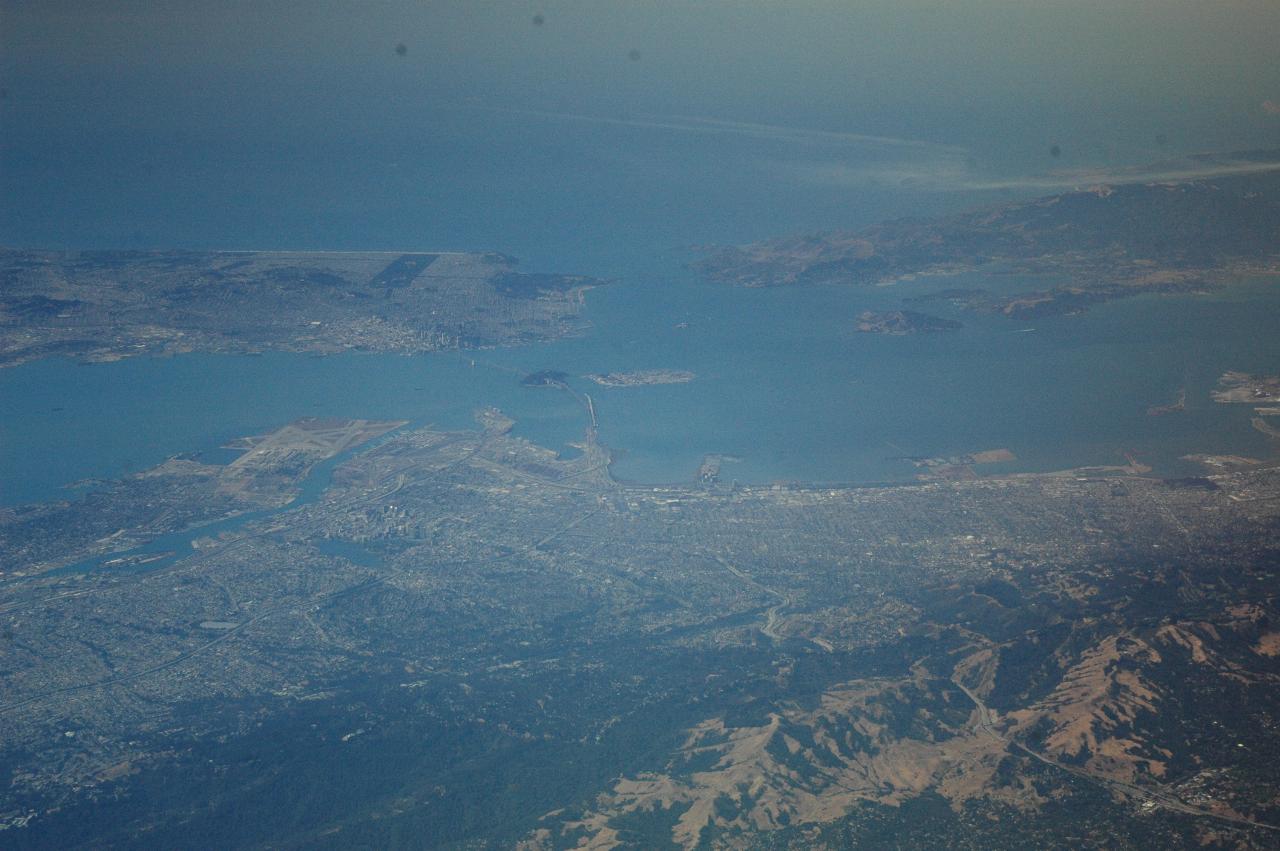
3, 18, 1280, 509
494, 267, 1280, 485
47, 427, 401, 576
4, 259, 1279, 508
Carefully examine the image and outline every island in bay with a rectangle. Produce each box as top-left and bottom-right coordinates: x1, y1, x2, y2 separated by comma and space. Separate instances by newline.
585, 368, 696, 387
854, 309, 961, 335
1213, 372, 1280, 440
1213, 371, 1280, 405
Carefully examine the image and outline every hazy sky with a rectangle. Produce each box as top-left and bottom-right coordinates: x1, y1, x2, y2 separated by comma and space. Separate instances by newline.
3, 1, 1279, 257
7, 1, 1279, 141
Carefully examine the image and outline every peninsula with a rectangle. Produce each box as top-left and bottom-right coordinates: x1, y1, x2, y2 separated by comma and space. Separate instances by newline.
0, 250, 599, 368
695, 150, 1280, 320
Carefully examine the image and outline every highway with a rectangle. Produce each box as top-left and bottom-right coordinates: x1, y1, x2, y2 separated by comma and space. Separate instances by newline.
950, 675, 1280, 834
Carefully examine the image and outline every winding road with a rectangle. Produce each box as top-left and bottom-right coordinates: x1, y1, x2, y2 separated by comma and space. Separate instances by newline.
950, 675, 1280, 834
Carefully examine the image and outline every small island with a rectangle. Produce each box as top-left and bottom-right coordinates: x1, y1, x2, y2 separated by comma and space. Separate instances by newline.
1211, 373, 1280, 440
1213, 372, 1280, 404
521, 369, 570, 387
1146, 387, 1186, 416
586, 369, 696, 387
855, 310, 961, 335
900, 448, 1016, 481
